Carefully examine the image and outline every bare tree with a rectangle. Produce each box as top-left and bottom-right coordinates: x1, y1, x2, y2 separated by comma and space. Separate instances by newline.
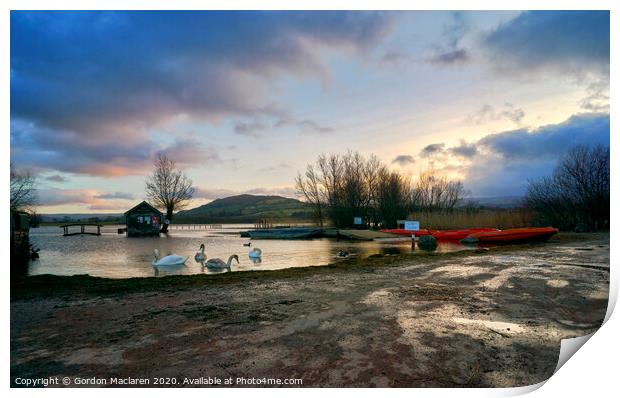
10, 163, 36, 212
374, 166, 411, 228
296, 151, 396, 228
295, 165, 325, 227
145, 153, 194, 233
411, 168, 464, 212
526, 145, 609, 230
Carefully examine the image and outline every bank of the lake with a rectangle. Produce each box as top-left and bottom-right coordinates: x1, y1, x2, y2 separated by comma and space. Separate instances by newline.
11, 233, 609, 387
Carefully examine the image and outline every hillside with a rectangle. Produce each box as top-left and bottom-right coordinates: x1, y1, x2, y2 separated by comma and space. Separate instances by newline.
175, 194, 312, 223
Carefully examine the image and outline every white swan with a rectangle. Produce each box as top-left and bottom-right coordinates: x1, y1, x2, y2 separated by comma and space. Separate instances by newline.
194, 243, 206, 262
248, 248, 262, 258
152, 249, 188, 267
205, 254, 239, 269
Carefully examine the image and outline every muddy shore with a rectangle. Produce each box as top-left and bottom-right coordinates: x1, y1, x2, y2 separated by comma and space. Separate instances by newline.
11, 233, 609, 387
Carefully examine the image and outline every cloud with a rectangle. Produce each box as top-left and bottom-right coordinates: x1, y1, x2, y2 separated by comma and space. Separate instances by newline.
259, 163, 292, 172
380, 50, 413, 66
463, 113, 609, 196
274, 116, 334, 134
579, 80, 610, 113
234, 113, 334, 137
10, 120, 220, 176
35, 188, 136, 210
419, 143, 446, 158
477, 113, 609, 161
391, 155, 415, 166
93, 192, 135, 200
44, 174, 66, 182
449, 141, 477, 158
234, 122, 267, 137
428, 12, 471, 66
467, 103, 525, 126
482, 11, 609, 76
11, 11, 392, 176
159, 138, 221, 167
429, 49, 469, 65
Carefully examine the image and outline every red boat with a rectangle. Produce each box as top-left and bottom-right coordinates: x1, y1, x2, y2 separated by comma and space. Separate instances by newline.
465, 227, 559, 243
431, 228, 499, 241
380, 228, 434, 236
380, 227, 498, 241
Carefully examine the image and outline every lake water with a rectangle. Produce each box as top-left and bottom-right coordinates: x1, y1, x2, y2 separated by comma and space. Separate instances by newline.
28, 225, 471, 279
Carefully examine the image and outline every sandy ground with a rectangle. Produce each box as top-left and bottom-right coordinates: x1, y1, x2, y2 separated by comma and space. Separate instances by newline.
11, 233, 609, 387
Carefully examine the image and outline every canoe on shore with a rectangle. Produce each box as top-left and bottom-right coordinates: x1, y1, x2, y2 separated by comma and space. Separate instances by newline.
380, 228, 498, 241
464, 227, 559, 243
248, 228, 323, 240
431, 228, 499, 241
379, 228, 434, 236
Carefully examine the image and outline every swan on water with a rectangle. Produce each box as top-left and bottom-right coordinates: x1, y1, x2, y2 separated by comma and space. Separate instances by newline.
248, 248, 262, 258
194, 243, 206, 262
205, 254, 239, 269
152, 249, 188, 267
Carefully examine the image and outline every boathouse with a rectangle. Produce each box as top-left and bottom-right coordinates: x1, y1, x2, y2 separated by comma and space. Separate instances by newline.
124, 201, 163, 237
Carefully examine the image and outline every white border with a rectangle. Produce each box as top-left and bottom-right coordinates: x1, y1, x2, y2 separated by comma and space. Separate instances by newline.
3, 1, 616, 397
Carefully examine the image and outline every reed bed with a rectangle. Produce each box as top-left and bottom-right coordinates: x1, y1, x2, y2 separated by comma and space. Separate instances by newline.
408, 209, 534, 230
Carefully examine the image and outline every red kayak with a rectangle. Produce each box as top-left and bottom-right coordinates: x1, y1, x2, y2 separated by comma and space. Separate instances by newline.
380, 227, 498, 240
431, 228, 499, 241
380, 228, 434, 236
466, 227, 559, 243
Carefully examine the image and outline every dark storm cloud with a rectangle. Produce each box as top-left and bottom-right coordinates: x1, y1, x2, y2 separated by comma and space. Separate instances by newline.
10, 11, 392, 175
482, 11, 609, 75
464, 113, 609, 196
391, 155, 415, 166
478, 113, 609, 161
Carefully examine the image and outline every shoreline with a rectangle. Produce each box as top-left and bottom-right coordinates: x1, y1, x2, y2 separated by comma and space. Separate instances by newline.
11, 232, 609, 387
12, 232, 606, 300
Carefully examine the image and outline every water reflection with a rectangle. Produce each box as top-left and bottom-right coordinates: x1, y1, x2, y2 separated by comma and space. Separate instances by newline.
28, 225, 474, 279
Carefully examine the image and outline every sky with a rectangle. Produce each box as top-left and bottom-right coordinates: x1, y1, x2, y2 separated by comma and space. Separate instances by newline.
10, 10, 610, 213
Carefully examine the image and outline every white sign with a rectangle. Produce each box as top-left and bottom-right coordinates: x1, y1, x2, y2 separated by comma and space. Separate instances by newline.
404, 221, 420, 231
353, 217, 363, 225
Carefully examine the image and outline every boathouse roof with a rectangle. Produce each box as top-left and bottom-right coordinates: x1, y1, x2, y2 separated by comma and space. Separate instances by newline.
123, 201, 163, 216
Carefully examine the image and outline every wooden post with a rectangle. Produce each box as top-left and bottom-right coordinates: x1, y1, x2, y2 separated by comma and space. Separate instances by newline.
411, 233, 416, 251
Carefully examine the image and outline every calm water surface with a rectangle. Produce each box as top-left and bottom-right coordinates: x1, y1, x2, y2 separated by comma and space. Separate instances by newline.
29, 224, 470, 279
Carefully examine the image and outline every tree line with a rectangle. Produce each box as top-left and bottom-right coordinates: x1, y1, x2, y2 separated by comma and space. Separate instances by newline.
295, 151, 465, 228
525, 145, 609, 231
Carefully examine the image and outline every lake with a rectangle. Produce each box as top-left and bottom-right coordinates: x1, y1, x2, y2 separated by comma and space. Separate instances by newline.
28, 224, 470, 279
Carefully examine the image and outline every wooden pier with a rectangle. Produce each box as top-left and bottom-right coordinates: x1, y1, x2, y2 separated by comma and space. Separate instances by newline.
60, 223, 102, 236
168, 224, 223, 230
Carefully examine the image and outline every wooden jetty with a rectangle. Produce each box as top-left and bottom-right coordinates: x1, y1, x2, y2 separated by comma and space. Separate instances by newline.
60, 223, 102, 236
168, 224, 222, 230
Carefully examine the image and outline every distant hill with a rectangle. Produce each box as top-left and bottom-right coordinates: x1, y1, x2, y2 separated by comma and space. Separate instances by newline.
175, 194, 312, 223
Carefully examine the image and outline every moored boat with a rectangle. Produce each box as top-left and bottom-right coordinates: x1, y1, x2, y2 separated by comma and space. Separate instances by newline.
248, 228, 323, 240
464, 227, 559, 243
379, 228, 434, 236
431, 228, 499, 241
